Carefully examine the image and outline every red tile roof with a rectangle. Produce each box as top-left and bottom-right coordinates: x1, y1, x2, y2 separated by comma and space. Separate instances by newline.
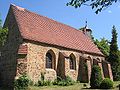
10, 4, 103, 56
18, 44, 28, 54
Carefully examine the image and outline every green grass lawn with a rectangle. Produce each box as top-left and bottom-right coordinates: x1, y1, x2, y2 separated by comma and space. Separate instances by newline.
1, 81, 119, 90
28, 83, 88, 90
28, 81, 120, 90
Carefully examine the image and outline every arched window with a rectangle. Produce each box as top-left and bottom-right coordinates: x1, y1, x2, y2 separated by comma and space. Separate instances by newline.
69, 54, 76, 70
46, 52, 52, 68
45, 50, 56, 69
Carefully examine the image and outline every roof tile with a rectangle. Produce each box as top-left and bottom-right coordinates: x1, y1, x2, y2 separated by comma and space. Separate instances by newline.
10, 4, 103, 56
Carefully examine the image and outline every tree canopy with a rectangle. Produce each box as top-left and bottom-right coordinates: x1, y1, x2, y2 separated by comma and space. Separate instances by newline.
94, 38, 110, 56
0, 16, 2, 28
0, 19, 8, 48
108, 26, 120, 81
0, 28, 8, 47
67, 0, 117, 14
90, 65, 103, 88
108, 26, 119, 63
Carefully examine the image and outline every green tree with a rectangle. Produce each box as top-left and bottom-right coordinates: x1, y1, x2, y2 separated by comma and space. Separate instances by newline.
108, 25, 120, 81
0, 18, 8, 48
118, 50, 120, 56
0, 28, 8, 47
95, 38, 110, 56
67, 0, 117, 14
100, 78, 113, 89
0, 15, 2, 28
0, 19, 2, 28
90, 65, 103, 89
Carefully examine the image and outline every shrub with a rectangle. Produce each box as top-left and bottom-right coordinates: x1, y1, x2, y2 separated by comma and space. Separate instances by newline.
57, 76, 62, 82
57, 80, 67, 86
38, 72, 44, 86
52, 76, 62, 85
38, 75, 75, 86
38, 72, 52, 86
14, 74, 29, 90
29, 79, 34, 86
100, 78, 113, 89
45, 80, 52, 86
38, 80, 44, 86
90, 65, 103, 89
41, 72, 45, 81
53, 76, 75, 86
65, 76, 74, 85
52, 79, 58, 85
38, 80, 52, 86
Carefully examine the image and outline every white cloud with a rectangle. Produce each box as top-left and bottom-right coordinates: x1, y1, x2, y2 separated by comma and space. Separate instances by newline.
108, 10, 112, 13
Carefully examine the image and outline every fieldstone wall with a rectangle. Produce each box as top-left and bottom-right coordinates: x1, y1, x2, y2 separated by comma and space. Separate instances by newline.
26, 42, 60, 82
26, 42, 81, 82
16, 57, 27, 77
44, 69, 56, 81
23, 41, 113, 83
64, 56, 78, 81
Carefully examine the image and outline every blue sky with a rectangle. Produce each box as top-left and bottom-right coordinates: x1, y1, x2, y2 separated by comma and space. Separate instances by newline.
0, 0, 120, 49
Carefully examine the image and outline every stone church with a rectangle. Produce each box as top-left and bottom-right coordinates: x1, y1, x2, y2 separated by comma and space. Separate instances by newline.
0, 4, 113, 87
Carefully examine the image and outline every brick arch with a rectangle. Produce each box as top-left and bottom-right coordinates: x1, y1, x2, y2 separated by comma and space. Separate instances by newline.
87, 56, 93, 66
96, 58, 101, 62
45, 49, 56, 70
69, 53, 76, 70
69, 53, 76, 58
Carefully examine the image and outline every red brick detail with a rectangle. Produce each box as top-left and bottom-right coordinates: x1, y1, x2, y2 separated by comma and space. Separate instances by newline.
60, 52, 69, 58
17, 58, 27, 62
18, 45, 28, 54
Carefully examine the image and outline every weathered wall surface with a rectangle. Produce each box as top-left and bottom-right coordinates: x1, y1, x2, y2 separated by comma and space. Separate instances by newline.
26, 42, 80, 82
0, 8, 23, 88
24, 41, 109, 83
102, 61, 113, 81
